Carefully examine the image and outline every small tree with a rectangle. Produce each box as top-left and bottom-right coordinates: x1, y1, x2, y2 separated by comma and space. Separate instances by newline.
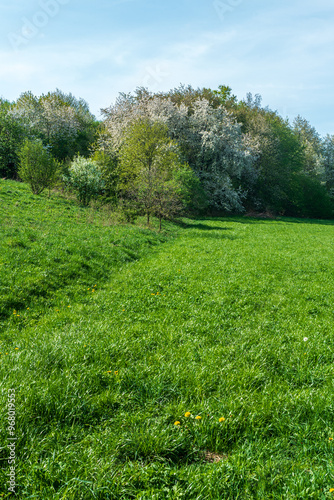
118, 119, 191, 227
18, 139, 59, 195
64, 156, 104, 206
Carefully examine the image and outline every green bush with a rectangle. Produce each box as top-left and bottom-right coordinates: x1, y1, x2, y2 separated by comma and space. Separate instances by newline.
290, 173, 334, 219
18, 139, 59, 194
64, 156, 104, 206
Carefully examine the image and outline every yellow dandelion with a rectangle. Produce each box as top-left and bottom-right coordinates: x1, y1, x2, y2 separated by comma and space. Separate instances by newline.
15, 348, 19, 350
219, 417, 226, 422
27, 307, 29, 310
185, 412, 191, 417
87, 288, 90, 290
195, 415, 202, 420
114, 371, 119, 375
330, 488, 334, 493
151, 293, 155, 295
92, 289, 95, 292
68, 306, 71, 308
329, 437, 333, 441
107, 371, 112, 373
174, 421, 181, 426
122, 309, 125, 311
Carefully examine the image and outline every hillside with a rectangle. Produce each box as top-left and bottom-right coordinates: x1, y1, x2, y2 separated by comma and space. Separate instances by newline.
1, 180, 334, 499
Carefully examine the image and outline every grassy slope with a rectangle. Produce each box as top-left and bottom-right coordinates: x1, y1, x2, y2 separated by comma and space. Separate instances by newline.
1, 180, 334, 499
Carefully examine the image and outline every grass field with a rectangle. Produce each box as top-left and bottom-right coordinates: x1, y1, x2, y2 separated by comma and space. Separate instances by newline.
1, 179, 334, 499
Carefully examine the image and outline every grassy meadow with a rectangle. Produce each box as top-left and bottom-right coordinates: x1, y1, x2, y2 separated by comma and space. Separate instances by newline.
1, 179, 334, 499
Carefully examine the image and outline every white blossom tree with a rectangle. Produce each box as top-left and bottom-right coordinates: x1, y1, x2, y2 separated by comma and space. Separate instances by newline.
100, 90, 258, 212
11, 90, 96, 160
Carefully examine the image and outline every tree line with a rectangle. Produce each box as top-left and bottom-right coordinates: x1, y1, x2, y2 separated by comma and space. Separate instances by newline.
1, 85, 334, 222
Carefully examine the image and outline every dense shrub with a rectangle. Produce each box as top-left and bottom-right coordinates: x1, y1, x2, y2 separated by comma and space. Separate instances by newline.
64, 156, 104, 206
18, 139, 59, 195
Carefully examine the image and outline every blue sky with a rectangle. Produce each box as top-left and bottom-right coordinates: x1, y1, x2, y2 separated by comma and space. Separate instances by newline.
0, 0, 333, 136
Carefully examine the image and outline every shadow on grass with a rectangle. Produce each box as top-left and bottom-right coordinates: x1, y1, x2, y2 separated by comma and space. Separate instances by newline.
172, 219, 233, 231
175, 215, 334, 227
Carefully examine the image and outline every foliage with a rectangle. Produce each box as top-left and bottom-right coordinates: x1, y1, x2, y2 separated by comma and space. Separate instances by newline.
64, 156, 105, 206
290, 172, 333, 218
11, 89, 97, 161
0, 100, 27, 179
323, 134, 334, 196
118, 119, 191, 226
18, 139, 59, 195
293, 115, 323, 176
91, 148, 119, 202
101, 91, 258, 213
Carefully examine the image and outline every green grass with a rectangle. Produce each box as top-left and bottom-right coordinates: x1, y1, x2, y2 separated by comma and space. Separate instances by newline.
1, 180, 334, 499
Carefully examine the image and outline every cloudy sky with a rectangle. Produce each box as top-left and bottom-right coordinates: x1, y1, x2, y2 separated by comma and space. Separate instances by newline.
0, 0, 333, 135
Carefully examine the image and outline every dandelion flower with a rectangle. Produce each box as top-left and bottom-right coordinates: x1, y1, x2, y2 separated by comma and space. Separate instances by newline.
195, 416, 202, 420
303, 337, 308, 342
15, 348, 19, 350
114, 371, 119, 375
174, 421, 181, 426
330, 488, 334, 493
219, 417, 225, 422
107, 371, 112, 373
185, 412, 191, 417
329, 437, 333, 441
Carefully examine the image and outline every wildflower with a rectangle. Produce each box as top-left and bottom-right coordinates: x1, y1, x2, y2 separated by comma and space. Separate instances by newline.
219, 417, 225, 422
27, 307, 29, 310
15, 348, 19, 350
151, 293, 155, 296
330, 488, 334, 493
114, 371, 119, 375
174, 421, 181, 426
195, 416, 202, 420
185, 412, 191, 417
303, 337, 308, 342
329, 437, 333, 441
122, 309, 125, 312
92, 289, 95, 292
68, 306, 71, 308
107, 371, 112, 373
